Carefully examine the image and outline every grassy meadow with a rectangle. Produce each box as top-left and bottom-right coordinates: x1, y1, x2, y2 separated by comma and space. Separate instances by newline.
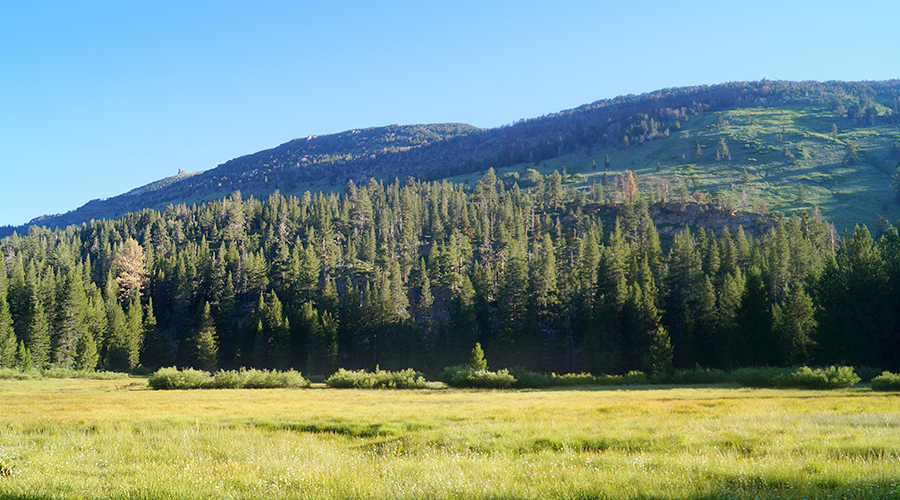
0, 379, 898, 499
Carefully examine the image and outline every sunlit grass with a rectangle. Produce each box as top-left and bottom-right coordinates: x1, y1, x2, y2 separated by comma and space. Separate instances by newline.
0, 380, 898, 499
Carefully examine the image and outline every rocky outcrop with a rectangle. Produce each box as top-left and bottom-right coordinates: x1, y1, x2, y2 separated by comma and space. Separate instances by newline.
583, 202, 776, 238
649, 202, 776, 237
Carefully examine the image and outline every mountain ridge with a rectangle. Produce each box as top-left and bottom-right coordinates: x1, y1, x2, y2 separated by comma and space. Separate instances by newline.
6, 79, 900, 236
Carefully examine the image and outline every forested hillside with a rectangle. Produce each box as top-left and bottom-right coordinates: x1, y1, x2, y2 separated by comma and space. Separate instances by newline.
1, 171, 898, 377
15, 79, 900, 234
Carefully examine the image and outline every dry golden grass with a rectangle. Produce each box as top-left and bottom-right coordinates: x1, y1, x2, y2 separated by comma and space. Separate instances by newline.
0, 380, 898, 499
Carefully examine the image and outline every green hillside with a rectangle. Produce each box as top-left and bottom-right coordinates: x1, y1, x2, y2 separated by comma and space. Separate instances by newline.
452, 104, 900, 231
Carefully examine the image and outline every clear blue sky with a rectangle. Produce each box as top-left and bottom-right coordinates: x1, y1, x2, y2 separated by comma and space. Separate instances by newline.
1, 0, 898, 227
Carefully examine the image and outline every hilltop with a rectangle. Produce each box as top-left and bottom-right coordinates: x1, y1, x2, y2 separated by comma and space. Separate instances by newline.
10, 80, 900, 234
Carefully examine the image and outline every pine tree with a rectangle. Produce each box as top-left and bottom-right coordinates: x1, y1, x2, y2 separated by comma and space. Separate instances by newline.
469, 342, 487, 370
0, 293, 15, 368
104, 291, 130, 371
26, 299, 51, 369
195, 301, 218, 372
497, 241, 529, 363
74, 327, 99, 372
417, 271, 434, 336
645, 325, 674, 382
53, 269, 89, 368
0, 258, 14, 369
15, 340, 32, 371
736, 266, 777, 366
124, 294, 143, 370
319, 310, 339, 375
531, 234, 560, 313
776, 283, 817, 365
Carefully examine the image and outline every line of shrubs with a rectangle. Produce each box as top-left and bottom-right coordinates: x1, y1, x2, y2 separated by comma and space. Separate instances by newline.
438, 365, 865, 390
324, 368, 427, 389
146, 364, 880, 391
147, 367, 310, 390
0, 367, 131, 381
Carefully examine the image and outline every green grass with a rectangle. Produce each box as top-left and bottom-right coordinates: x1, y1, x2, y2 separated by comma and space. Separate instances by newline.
460, 104, 900, 231
0, 378, 898, 499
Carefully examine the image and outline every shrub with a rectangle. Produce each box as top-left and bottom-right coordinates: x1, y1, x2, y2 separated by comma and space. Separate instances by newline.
673, 367, 729, 385
508, 366, 550, 388
42, 367, 130, 380
773, 366, 860, 389
325, 368, 426, 389
148, 367, 212, 390
149, 367, 310, 390
439, 365, 515, 389
733, 367, 791, 388
732, 366, 860, 389
234, 369, 309, 389
0, 368, 40, 380
871, 371, 900, 392
0, 367, 128, 381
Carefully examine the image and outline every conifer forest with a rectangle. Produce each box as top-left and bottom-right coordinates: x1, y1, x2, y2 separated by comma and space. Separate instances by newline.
1, 169, 898, 377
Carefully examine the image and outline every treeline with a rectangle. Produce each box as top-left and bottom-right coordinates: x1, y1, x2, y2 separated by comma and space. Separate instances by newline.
1, 169, 899, 376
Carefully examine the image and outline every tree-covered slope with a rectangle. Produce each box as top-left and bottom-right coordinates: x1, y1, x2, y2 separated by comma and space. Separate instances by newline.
15, 80, 900, 233
1, 174, 898, 377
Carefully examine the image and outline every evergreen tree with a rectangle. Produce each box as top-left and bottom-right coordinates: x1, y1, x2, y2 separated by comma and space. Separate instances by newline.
0, 259, 15, 368
645, 325, 674, 382
104, 291, 130, 371
195, 301, 218, 372
469, 342, 487, 370
26, 299, 51, 369
776, 283, 817, 365
74, 326, 99, 372
736, 267, 777, 366
0, 293, 15, 368
53, 269, 89, 368
15, 340, 32, 371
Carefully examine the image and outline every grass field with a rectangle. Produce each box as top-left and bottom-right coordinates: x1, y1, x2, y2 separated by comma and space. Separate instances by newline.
0, 379, 898, 499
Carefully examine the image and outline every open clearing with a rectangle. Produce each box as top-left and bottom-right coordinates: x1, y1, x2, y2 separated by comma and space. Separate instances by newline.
0, 379, 898, 499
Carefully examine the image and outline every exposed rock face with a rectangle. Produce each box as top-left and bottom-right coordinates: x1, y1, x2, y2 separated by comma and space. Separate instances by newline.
649, 202, 775, 237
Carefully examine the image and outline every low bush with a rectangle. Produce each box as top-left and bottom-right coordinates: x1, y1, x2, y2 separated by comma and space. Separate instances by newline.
673, 367, 729, 385
774, 366, 860, 389
212, 368, 310, 389
550, 371, 649, 386
0, 368, 40, 380
148, 367, 309, 390
0, 367, 129, 380
871, 371, 900, 391
43, 367, 130, 380
508, 366, 550, 388
148, 367, 212, 390
439, 365, 516, 389
325, 368, 426, 389
733, 367, 792, 388
731, 366, 860, 389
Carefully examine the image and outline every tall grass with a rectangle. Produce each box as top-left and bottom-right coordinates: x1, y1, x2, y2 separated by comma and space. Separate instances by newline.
0, 381, 897, 499
3, 378, 900, 499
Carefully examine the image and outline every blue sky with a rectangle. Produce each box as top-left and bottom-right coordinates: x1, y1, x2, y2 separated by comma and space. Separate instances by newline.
1, 1, 898, 227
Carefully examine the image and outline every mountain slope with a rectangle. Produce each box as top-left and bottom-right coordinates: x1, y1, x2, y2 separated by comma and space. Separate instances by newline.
17, 80, 900, 233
